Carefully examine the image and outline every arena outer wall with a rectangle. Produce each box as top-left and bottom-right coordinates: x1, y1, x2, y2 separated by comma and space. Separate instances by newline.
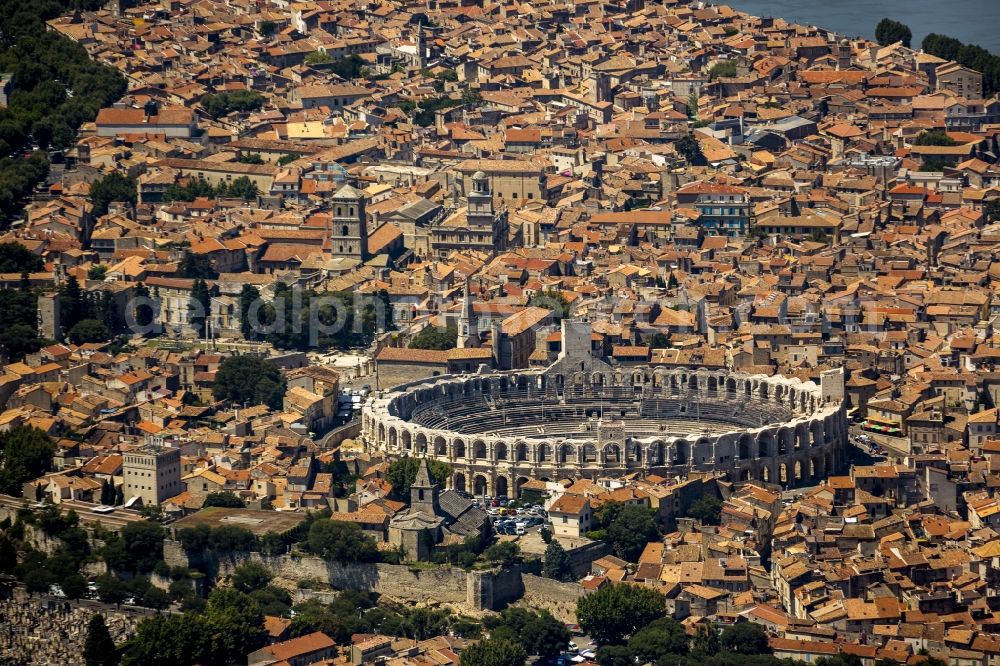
362, 363, 848, 498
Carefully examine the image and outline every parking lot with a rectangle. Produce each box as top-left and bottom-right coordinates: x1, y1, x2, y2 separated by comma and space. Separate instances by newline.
461, 494, 548, 536
561, 636, 599, 664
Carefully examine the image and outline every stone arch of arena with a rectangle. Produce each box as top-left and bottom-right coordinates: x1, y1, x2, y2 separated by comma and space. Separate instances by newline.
362, 365, 847, 497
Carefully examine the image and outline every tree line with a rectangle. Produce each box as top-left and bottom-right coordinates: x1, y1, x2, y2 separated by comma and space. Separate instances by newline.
922, 33, 1000, 95
0, 0, 127, 226
871, 18, 1000, 95
199, 90, 264, 119
236, 283, 391, 350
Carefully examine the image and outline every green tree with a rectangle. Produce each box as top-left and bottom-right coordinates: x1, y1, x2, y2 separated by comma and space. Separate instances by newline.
461, 87, 483, 108
542, 538, 573, 581
460, 637, 526, 666
249, 585, 292, 617
120, 613, 210, 665
595, 645, 634, 666
212, 355, 286, 409
920, 158, 952, 172
688, 495, 723, 525
0, 242, 43, 273
627, 617, 689, 663
649, 332, 671, 348
141, 586, 170, 610
687, 90, 699, 119
189, 278, 211, 338
720, 622, 771, 655
88, 173, 137, 216
306, 519, 380, 562
61, 572, 87, 600
84, 614, 119, 666
239, 283, 262, 340
576, 583, 666, 645
208, 525, 257, 553
0, 535, 16, 575
529, 290, 571, 320
676, 134, 706, 166
486, 608, 569, 659
199, 90, 264, 118
288, 598, 357, 643
984, 199, 1000, 222
0, 426, 55, 495
118, 520, 165, 574
87, 265, 108, 281
61, 275, 86, 331
100, 479, 115, 505
606, 504, 659, 561
203, 491, 246, 508
176, 251, 218, 279
409, 323, 457, 350
691, 624, 721, 657
204, 588, 268, 658
708, 61, 737, 79
231, 560, 273, 593
162, 178, 217, 202
132, 282, 155, 329
68, 318, 111, 344
237, 153, 264, 164
875, 18, 912, 47
0, 322, 43, 359
227, 176, 258, 201
95, 573, 128, 605
913, 130, 957, 146
386, 458, 453, 499
483, 541, 520, 566
23, 565, 54, 594
305, 50, 334, 65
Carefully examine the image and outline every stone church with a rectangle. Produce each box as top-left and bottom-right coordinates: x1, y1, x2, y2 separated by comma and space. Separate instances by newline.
388, 459, 491, 560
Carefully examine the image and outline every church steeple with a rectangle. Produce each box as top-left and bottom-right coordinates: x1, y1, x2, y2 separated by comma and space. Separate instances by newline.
457, 278, 479, 349
330, 183, 368, 262
415, 23, 426, 68
410, 458, 440, 516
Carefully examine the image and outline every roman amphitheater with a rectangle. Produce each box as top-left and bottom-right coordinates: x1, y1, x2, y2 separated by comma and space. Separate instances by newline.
362, 322, 848, 497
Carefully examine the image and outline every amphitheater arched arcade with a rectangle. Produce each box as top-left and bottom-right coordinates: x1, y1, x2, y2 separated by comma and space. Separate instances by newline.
363, 366, 847, 497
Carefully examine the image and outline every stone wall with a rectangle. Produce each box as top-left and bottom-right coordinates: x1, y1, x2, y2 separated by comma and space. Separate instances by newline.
565, 540, 610, 578
166, 540, 525, 612
375, 360, 448, 390
364, 366, 849, 495
320, 420, 362, 448
518, 573, 584, 623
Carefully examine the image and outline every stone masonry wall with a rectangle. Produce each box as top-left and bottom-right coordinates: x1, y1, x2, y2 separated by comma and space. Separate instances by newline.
518, 574, 585, 623
165, 540, 522, 611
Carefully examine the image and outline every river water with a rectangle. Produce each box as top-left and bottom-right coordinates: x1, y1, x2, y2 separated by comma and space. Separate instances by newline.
720, 0, 1000, 54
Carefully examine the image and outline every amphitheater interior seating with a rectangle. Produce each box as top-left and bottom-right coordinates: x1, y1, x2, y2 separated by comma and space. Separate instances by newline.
406, 385, 793, 438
